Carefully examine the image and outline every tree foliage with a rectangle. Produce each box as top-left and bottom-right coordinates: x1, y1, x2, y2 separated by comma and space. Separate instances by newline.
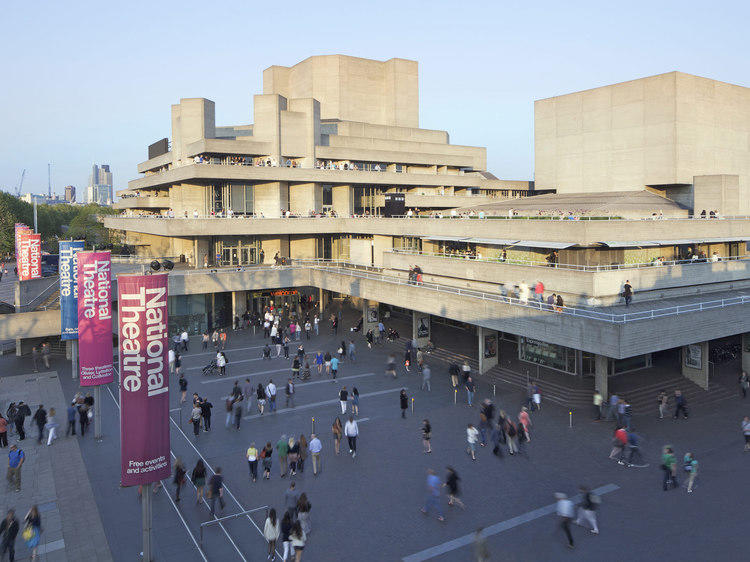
0, 192, 120, 255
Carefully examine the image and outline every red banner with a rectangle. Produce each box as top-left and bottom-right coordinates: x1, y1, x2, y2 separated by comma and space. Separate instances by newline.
119, 274, 170, 486
17, 231, 41, 281
77, 252, 114, 386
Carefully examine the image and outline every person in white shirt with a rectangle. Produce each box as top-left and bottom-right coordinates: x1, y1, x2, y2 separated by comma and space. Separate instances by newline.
193, 209, 199, 218
266, 380, 277, 412
308, 433, 323, 475
216, 352, 227, 376
180, 330, 189, 351
555, 493, 575, 548
344, 416, 358, 457
466, 423, 479, 460
168, 348, 175, 374
518, 282, 530, 304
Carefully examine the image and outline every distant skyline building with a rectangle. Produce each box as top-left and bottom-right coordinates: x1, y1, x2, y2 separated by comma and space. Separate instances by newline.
87, 164, 113, 205
64, 185, 76, 203
20, 193, 65, 205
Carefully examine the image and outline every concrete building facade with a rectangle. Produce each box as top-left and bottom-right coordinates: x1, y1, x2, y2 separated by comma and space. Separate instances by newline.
534, 71, 750, 215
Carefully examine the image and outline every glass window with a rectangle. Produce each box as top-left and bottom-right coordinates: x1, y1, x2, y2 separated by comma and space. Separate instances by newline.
322, 185, 333, 206
519, 337, 575, 374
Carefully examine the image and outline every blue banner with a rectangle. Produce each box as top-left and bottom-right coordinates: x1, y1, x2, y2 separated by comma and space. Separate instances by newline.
59, 240, 85, 340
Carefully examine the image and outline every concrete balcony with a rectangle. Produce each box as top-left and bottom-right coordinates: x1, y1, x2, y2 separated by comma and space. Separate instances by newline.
382, 250, 750, 305
103, 215, 750, 245
137, 151, 173, 173
113, 196, 171, 210
127, 162, 527, 191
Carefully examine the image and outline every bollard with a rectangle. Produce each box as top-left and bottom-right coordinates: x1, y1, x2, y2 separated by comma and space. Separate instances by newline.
569, 411, 572, 428
411, 397, 414, 413
454, 389, 457, 404
493, 384, 496, 397
311, 417, 315, 435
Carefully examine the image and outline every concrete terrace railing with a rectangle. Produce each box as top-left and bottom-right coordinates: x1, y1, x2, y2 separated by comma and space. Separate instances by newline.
388, 248, 750, 272
294, 260, 750, 324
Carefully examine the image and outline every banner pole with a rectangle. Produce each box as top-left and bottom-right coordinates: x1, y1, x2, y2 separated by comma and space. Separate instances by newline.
94, 385, 102, 440
71, 340, 79, 380
142, 483, 152, 561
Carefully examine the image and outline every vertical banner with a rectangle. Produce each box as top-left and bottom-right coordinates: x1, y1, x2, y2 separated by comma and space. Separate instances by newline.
119, 274, 170, 486
77, 251, 114, 386
59, 241, 85, 340
28, 233, 41, 279
15, 227, 32, 280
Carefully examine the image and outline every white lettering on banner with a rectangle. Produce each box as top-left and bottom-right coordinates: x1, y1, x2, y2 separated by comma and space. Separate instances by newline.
125, 455, 168, 475
81, 260, 111, 320
19, 239, 31, 279
120, 285, 168, 397
59, 246, 74, 297
29, 237, 40, 278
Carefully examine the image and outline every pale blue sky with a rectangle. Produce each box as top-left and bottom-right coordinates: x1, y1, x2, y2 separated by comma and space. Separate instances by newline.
1, 0, 748, 196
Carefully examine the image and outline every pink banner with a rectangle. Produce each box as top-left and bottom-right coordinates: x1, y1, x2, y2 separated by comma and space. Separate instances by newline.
119, 274, 170, 486
16, 229, 38, 281
77, 251, 114, 386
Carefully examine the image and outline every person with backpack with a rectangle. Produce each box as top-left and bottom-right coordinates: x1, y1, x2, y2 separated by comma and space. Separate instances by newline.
261, 442, 273, 480
505, 418, 518, 455
575, 486, 600, 534
673, 390, 688, 419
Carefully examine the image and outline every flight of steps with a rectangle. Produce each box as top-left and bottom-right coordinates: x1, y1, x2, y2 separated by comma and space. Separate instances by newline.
611, 376, 737, 417
484, 366, 593, 410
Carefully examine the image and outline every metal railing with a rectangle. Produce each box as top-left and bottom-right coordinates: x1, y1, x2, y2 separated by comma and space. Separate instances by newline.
199, 505, 268, 547
306, 263, 750, 324
20, 278, 59, 310
389, 249, 750, 272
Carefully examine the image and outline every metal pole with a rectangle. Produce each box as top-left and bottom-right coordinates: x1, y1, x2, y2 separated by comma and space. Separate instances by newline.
142, 482, 152, 561
71, 340, 79, 380
94, 385, 102, 440
411, 397, 414, 413
569, 411, 572, 428
493, 384, 496, 397
33, 198, 38, 233
454, 389, 457, 404
311, 417, 315, 435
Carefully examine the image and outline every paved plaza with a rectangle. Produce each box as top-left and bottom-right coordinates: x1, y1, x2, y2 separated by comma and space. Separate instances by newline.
1, 307, 749, 561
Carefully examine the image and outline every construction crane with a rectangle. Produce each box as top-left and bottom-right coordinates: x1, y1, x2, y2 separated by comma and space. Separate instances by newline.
15, 169, 26, 196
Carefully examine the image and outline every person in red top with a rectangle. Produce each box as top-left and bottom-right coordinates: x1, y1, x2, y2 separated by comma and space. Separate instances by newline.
534, 281, 545, 302
609, 426, 627, 462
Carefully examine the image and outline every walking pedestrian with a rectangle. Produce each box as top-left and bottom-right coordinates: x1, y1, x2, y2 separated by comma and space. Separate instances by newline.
683, 452, 698, 493
386, 354, 397, 378
280, 510, 293, 562
347, 340, 356, 363
257, 383, 267, 415
626, 432, 647, 467
400, 389, 409, 418
202, 331, 209, 350
422, 419, 432, 453
288, 437, 300, 476
314, 352, 323, 375
505, 417, 518, 455
208, 467, 225, 515
284, 481, 299, 517
404, 349, 411, 372
200, 398, 212, 431
0, 415, 6, 448
41, 342, 50, 369
277, 435, 289, 477
465, 376, 475, 407
181, 329, 189, 351
332, 417, 343, 455
233, 397, 243, 430
324, 352, 332, 376
173, 458, 186, 502
339, 387, 348, 415
623, 280, 633, 306
657, 390, 668, 419
179, 374, 188, 404
743, 416, 750, 452
592, 390, 603, 420
0, 510, 19, 562
420, 469, 445, 521
555, 493, 575, 549
267, 380, 277, 413
308, 433, 322, 475
31, 346, 40, 372
290, 520, 306, 561
421, 364, 431, 391
216, 351, 227, 376
45, 408, 59, 446
344, 416, 358, 457
298, 434, 308, 473
574, 486, 600, 534
673, 390, 688, 419
22, 505, 41, 561
466, 423, 479, 460
243, 378, 254, 413
261, 442, 273, 479
169, 348, 175, 374
297, 493, 312, 536
662, 446, 678, 490
351, 387, 359, 416
191, 403, 202, 436
330, 356, 339, 379
247, 442, 259, 482
739, 371, 749, 399
444, 466, 465, 509
263, 508, 280, 560
33, 405, 47, 444
285, 379, 296, 408
609, 426, 628, 463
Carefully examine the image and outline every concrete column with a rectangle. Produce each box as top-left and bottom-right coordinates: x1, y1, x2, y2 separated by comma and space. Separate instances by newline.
289, 183, 322, 215
254, 182, 289, 218
372, 235, 392, 267
289, 236, 317, 259
681, 341, 709, 390
743, 333, 750, 373
412, 312, 430, 348
318, 288, 329, 312
193, 238, 199, 269
478, 327, 499, 374
332, 185, 353, 217
594, 354, 609, 398
362, 300, 379, 335
232, 291, 247, 324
